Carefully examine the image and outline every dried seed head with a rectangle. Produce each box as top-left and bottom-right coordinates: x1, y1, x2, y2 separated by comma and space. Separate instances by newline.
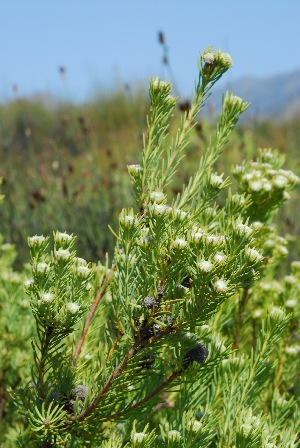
140, 355, 155, 370
142, 296, 156, 308
157, 286, 164, 301
71, 385, 88, 401
183, 343, 209, 369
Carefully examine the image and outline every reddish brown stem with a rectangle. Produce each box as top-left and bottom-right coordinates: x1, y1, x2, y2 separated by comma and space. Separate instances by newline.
108, 370, 183, 420
70, 325, 176, 422
74, 270, 113, 363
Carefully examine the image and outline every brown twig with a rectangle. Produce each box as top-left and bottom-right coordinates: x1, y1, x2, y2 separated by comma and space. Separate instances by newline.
233, 287, 249, 350
108, 370, 182, 420
73, 270, 113, 363
153, 392, 172, 412
70, 325, 176, 422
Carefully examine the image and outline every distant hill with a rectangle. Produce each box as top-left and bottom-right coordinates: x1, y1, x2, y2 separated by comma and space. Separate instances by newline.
206, 68, 300, 120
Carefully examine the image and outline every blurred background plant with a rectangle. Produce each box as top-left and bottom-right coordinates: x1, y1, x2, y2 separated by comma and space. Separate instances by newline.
0, 89, 299, 268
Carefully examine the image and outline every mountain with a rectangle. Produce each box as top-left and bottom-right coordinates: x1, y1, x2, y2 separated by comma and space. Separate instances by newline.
206, 68, 300, 120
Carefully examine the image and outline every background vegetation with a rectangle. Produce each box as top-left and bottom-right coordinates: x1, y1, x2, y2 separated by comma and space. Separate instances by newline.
0, 91, 299, 269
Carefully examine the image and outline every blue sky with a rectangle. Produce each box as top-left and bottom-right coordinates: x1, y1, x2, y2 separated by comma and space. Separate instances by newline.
0, 1, 299, 102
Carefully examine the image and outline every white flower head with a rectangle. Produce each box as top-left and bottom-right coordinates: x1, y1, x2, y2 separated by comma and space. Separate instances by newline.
74, 257, 87, 266
150, 190, 165, 203
176, 284, 190, 295
246, 247, 263, 262
286, 345, 300, 356
232, 194, 246, 205
66, 302, 81, 314
188, 420, 202, 432
120, 215, 135, 226
127, 164, 142, 174
173, 208, 188, 220
236, 221, 253, 237
202, 51, 214, 65
269, 306, 285, 320
285, 170, 300, 183
291, 260, 300, 273
198, 260, 214, 272
262, 149, 273, 159
40, 292, 55, 303
262, 181, 272, 191
131, 432, 147, 443
54, 232, 73, 245
28, 235, 45, 246
228, 95, 243, 107
139, 236, 150, 247
274, 174, 288, 188
167, 430, 182, 441
220, 52, 233, 67
151, 77, 170, 91
210, 173, 224, 188
56, 248, 71, 260
264, 239, 275, 248
213, 252, 227, 264
275, 396, 288, 407
277, 245, 288, 256
36, 262, 50, 274
1, 243, 13, 251
251, 169, 262, 177
76, 265, 91, 278
191, 229, 205, 242
173, 238, 187, 249
149, 203, 167, 216
241, 423, 252, 437
233, 165, 245, 176
285, 299, 297, 308
249, 180, 263, 191
252, 308, 263, 318
260, 281, 283, 294
243, 172, 254, 182
205, 234, 225, 245
214, 278, 228, 293
284, 275, 297, 285
24, 278, 35, 288
251, 221, 263, 230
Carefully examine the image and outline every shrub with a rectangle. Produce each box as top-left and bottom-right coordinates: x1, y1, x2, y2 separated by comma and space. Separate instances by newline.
1, 48, 299, 447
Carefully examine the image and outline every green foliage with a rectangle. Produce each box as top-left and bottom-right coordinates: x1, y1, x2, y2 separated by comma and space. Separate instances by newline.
0, 47, 299, 447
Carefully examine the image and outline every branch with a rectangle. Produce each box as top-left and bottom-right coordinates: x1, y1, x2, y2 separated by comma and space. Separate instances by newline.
108, 370, 183, 420
70, 325, 177, 422
73, 269, 113, 363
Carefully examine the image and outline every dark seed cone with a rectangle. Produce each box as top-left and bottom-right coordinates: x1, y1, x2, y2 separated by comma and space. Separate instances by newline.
183, 343, 209, 370
71, 385, 88, 401
142, 296, 156, 308
140, 355, 155, 370
68, 385, 88, 414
